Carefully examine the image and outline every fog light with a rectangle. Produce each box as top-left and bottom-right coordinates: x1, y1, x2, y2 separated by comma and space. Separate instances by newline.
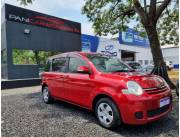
135, 111, 143, 119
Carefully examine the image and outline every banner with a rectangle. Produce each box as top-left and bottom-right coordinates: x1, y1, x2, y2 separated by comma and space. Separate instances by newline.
81, 34, 121, 58
5, 4, 81, 34
119, 28, 149, 47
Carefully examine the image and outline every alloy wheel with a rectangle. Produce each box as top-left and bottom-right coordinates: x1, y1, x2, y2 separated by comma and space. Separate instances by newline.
97, 102, 114, 126
43, 88, 49, 102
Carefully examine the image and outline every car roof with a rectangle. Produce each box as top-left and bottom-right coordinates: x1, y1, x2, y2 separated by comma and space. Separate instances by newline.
47, 51, 101, 60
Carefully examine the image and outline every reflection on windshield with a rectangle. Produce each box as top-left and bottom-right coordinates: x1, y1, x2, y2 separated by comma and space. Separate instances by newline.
87, 55, 132, 72
128, 63, 142, 69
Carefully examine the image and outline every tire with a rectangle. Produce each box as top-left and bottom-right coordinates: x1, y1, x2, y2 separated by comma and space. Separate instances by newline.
42, 86, 54, 104
95, 97, 121, 129
176, 82, 179, 96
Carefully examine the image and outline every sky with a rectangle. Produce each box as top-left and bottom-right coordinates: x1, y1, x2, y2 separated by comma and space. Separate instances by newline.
1, 0, 96, 36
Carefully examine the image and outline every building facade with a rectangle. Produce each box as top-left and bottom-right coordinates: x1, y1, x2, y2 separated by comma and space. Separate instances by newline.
1, 4, 81, 79
81, 34, 179, 68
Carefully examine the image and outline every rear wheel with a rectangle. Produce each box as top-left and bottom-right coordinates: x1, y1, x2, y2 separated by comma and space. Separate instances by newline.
95, 98, 121, 129
42, 86, 53, 104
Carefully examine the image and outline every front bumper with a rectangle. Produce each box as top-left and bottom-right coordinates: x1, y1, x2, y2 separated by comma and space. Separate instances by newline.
117, 90, 172, 125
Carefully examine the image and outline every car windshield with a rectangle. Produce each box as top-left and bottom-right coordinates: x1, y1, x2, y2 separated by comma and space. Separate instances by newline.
87, 54, 133, 72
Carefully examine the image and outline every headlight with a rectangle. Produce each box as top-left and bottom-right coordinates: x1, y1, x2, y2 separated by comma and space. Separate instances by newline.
122, 81, 143, 96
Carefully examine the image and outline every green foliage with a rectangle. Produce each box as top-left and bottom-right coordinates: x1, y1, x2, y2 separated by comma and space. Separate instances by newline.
1, 49, 7, 64
82, 0, 178, 46
13, 49, 35, 64
82, 0, 135, 36
13, 49, 59, 65
157, 3, 179, 46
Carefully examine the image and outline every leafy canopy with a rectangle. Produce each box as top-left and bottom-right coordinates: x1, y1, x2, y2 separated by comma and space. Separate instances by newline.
82, 0, 178, 46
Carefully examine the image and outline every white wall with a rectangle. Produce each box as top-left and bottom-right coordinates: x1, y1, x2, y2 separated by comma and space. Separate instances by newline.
90, 36, 179, 67
120, 44, 153, 66
162, 47, 179, 65
96, 38, 121, 58
95, 37, 153, 66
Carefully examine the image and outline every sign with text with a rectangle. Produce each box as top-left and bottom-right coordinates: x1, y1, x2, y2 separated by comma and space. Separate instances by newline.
5, 4, 81, 34
119, 28, 149, 47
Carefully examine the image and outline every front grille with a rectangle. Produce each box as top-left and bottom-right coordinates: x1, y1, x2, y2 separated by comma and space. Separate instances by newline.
143, 85, 168, 94
147, 105, 170, 117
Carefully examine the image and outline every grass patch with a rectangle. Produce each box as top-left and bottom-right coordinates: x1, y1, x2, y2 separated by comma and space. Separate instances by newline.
168, 69, 179, 84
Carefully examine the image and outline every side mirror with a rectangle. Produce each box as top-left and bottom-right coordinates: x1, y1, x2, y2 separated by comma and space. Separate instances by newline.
77, 66, 90, 74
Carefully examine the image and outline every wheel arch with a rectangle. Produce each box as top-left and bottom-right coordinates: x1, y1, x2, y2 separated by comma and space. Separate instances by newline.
92, 94, 120, 113
42, 83, 48, 92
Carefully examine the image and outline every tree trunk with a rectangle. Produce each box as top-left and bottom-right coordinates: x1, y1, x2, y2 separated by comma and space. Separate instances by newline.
145, 25, 175, 89
34, 51, 40, 65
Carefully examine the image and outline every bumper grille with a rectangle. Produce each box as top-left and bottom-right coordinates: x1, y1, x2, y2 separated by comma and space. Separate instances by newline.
143, 85, 168, 94
147, 105, 170, 118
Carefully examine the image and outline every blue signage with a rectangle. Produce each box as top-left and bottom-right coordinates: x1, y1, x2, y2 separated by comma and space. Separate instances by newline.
119, 28, 149, 47
81, 34, 99, 52
101, 45, 118, 57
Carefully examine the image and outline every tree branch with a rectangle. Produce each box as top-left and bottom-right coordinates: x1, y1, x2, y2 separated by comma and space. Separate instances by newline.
133, 0, 148, 25
110, 1, 120, 14
144, 0, 147, 13
155, 0, 171, 21
109, 1, 120, 18
112, 7, 135, 21
149, 0, 156, 19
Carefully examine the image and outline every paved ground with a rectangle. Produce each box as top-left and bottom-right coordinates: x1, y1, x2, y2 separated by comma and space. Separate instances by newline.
2, 86, 179, 137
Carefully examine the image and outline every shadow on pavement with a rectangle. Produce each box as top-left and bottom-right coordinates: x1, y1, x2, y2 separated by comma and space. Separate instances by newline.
26, 91, 179, 137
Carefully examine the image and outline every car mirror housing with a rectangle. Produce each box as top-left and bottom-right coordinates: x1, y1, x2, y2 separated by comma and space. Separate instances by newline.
77, 66, 90, 74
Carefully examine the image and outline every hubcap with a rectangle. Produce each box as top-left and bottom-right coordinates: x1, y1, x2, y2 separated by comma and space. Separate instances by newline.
43, 88, 49, 102
97, 103, 113, 126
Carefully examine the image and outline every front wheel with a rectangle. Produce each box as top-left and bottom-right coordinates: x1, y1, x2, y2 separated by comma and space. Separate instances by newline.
42, 86, 54, 104
95, 98, 121, 129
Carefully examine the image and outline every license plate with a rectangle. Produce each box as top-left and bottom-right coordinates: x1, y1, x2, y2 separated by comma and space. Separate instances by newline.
160, 97, 170, 107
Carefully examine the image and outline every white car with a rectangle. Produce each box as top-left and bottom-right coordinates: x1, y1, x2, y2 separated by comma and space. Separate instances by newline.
165, 61, 173, 70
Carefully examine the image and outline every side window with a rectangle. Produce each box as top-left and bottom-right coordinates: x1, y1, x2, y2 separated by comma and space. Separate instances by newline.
52, 57, 67, 72
68, 57, 88, 73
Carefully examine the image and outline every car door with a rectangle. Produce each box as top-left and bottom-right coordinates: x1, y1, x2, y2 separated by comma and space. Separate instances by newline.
47, 57, 68, 99
64, 54, 95, 107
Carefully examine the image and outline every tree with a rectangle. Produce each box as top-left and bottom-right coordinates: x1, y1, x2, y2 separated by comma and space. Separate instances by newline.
82, 0, 178, 88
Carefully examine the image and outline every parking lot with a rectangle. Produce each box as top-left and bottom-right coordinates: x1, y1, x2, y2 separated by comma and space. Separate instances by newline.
2, 86, 179, 137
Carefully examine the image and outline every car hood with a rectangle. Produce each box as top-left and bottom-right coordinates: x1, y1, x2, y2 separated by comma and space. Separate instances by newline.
101, 72, 166, 89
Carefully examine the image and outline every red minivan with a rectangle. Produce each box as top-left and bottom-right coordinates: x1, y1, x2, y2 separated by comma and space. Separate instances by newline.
41, 52, 172, 129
